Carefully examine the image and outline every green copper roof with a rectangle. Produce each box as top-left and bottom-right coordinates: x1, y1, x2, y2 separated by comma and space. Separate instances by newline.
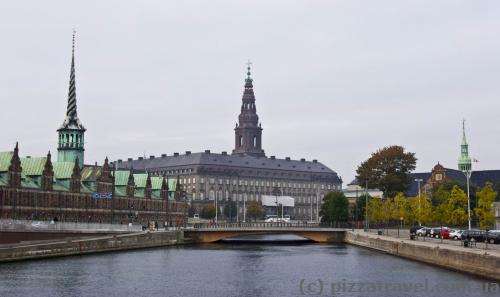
20, 157, 46, 176
53, 161, 75, 179
113, 170, 130, 186
133, 173, 148, 188
0, 173, 8, 186
151, 176, 163, 190
81, 166, 101, 181
0, 151, 14, 172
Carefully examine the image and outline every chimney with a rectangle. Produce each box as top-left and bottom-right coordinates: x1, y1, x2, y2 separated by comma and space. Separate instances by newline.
205, 150, 211, 154
149, 155, 155, 159
285, 157, 291, 161
186, 151, 191, 155
313, 159, 318, 163
270, 156, 276, 160
118, 159, 122, 163
222, 151, 227, 156
138, 157, 143, 160
300, 158, 306, 162
174, 152, 179, 157
127, 158, 133, 162
161, 154, 167, 158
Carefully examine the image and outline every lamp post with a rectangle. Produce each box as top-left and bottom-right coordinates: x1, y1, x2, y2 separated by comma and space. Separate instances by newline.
365, 180, 369, 231
415, 178, 423, 225
458, 120, 472, 230
272, 187, 281, 222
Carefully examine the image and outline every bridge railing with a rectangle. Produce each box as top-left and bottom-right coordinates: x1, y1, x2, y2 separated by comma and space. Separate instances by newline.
191, 222, 322, 229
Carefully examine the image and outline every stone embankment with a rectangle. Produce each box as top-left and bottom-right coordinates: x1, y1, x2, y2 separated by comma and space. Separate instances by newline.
0, 230, 184, 262
345, 230, 500, 281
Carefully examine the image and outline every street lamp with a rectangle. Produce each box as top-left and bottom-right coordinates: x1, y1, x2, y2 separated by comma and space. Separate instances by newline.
415, 178, 423, 225
364, 180, 369, 231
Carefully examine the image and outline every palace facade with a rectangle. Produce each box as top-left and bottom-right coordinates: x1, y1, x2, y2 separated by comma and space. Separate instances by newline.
116, 65, 342, 221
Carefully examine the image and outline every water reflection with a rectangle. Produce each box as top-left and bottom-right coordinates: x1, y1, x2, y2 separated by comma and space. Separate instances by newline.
0, 235, 498, 297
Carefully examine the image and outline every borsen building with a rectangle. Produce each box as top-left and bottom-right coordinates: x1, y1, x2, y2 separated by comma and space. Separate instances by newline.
116, 66, 342, 221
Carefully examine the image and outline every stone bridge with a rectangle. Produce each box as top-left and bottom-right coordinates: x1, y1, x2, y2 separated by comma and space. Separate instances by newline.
184, 223, 347, 243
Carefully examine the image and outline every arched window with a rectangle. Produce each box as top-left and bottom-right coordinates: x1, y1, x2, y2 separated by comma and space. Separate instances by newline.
209, 190, 215, 201
253, 136, 257, 147
239, 136, 243, 147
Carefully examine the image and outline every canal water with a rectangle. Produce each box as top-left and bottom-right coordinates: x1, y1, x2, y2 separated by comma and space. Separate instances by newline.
0, 235, 498, 297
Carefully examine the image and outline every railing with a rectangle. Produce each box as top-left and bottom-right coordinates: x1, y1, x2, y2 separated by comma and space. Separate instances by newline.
0, 219, 143, 232
191, 222, 323, 229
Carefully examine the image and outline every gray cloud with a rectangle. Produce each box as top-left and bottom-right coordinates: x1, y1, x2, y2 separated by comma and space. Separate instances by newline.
1, 0, 499, 184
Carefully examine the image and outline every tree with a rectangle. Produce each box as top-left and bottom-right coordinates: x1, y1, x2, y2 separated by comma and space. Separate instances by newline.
356, 146, 417, 198
246, 200, 263, 222
200, 204, 216, 219
392, 193, 411, 224
320, 192, 349, 225
352, 194, 370, 222
437, 185, 468, 226
494, 182, 500, 202
432, 180, 478, 209
368, 196, 384, 226
474, 183, 497, 230
410, 194, 433, 225
223, 200, 237, 222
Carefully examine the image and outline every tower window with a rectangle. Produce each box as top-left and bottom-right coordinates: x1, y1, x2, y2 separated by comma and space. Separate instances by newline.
253, 136, 257, 147
239, 136, 243, 147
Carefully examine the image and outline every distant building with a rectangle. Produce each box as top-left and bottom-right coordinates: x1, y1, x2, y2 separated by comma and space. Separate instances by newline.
116, 65, 342, 221
407, 123, 500, 197
342, 178, 383, 205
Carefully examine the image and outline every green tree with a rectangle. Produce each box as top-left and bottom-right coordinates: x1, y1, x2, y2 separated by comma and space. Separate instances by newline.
411, 194, 433, 225
368, 196, 384, 226
432, 181, 478, 209
320, 192, 349, 225
474, 183, 497, 230
494, 182, 500, 202
200, 204, 216, 219
246, 200, 263, 222
223, 200, 237, 222
352, 194, 370, 221
392, 193, 411, 225
356, 146, 417, 198
441, 185, 468, 226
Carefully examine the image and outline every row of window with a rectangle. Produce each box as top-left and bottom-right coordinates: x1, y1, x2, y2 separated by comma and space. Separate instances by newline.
178, 177, 338, 190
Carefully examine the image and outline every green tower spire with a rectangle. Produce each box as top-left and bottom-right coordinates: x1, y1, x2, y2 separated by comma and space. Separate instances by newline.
458, 119, 471, 172
57, 30, 86, 168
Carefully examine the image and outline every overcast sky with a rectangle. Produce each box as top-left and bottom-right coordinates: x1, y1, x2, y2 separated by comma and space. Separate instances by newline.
1, 1, 499, 185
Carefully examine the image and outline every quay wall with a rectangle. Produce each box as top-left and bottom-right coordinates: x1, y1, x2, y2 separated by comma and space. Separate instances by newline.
345, 231, 500, 281
0, 231, 184, 263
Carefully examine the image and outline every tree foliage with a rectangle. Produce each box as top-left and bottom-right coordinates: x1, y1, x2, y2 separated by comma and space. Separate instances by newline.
410, 194, 433, 225
356, 146, 417, 198
474, 183, 497, 230
200, 204, 216, 219
319, 192, 349, 224
246, 200, 263, 222
351, 194, 370, 221
223, 200, 237, 221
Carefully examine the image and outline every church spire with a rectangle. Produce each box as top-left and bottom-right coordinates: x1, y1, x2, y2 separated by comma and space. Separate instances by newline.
67, 30, 77, 118
232, 61, 265, 157
458, 119, 471, 172
57, 30, 86, 168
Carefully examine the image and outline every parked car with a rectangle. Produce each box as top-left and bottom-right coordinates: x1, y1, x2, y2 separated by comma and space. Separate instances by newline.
410, 225, 424, 234
485, 231, 500, 244
449, 229, 463, 240
416, 227, 430, 236
430, 228, 442, 238
461, 229, 487, 242
439, 228, 450, 239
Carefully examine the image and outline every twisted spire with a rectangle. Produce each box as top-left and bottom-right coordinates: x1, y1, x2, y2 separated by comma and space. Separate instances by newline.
67, 30, 77, 118
461, 119, 468, 145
